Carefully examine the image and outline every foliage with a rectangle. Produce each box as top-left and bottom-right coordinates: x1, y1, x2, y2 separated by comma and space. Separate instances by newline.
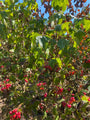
0, 0, 90, 120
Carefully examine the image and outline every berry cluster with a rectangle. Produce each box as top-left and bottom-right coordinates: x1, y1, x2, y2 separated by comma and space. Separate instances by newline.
37, 82, 46, 87
55, 87, 63, 95
9, 108, 21, 120
56, 67, 61, 72
61, 97, 75, 109
69, 71, 76, 75
0, 65, 4, 68
69, 97, 75, 104
24, 73, 31, 83
0, 79, 12, 91
80, 70, 84, 76
86, 59, 90, 63
39, 103, 44, 109
44, 65, 52, 71
65, 71, 76, 77
37, 82, 46, 90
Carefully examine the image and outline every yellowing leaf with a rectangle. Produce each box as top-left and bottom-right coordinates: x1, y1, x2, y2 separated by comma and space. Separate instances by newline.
81, 95, 90, 103
58, 50, 62, 55
51, 0, 69, 11
56, 58, 62, 68
10, 12, 13, 17
83, 19, 90, 31
0, 43, 1, 47
83, 75, 88, 80
73, 41, 77, 48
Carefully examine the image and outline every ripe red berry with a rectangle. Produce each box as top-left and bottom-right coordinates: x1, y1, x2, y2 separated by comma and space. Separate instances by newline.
67, 104, 71, 108
25, 79, 28, 83
72, 71, 75, 75
86, 59, 90, 63
44, 92, 47, 97
9, 111, 12, 114
13, 114, 16, 119
88, 97, 90, 102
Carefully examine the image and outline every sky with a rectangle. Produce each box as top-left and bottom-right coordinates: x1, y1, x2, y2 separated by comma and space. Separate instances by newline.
18, 0, 90, 18
1, 0, 90, 18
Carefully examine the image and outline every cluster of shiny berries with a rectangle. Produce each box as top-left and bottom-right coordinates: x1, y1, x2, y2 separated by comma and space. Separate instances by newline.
86, 59, 90, 63
0, 79, 12, 91
9, 108, 21, 120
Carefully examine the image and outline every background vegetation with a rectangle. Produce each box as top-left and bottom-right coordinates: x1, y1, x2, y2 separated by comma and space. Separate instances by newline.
0, 0, 90, 120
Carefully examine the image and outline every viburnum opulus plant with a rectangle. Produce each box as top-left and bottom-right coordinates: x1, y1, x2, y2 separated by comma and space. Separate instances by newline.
0, 0, 90, 120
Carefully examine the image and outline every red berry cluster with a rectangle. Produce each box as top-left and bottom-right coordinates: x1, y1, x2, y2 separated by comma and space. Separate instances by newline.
44, 65, 52, 71
61, 96, 75, 109
37, 82, 46, 87
37, 82, 46, 90
69, 71, 76, 75
65, 71, 76, 77
67, 97, 76, 108
24, 73, 31, 83
61, 101, 67, 107
86, 59, 90, 63
56, 67, 61, 72
61, 101, 72, 108
9, 108, 21, 120
0, 79, 12, 91
80, 70, 84, 76
0, 65, 4, 68
69, 97, 75, 104
39, 103, 44, 109
55, 87, 63, 95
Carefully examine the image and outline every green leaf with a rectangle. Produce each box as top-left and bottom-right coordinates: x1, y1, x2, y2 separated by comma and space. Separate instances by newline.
73, 41, 77, 48
57, 39, 69, 50
48, 59, 57, 68
40, 36, 49, 50
83, 62, 90, 68
83, 19, 90, 31
30, 32, 41, 47
81, 95, 89, 103
61, 22, 70, 33
43, 111, 47, 119
54, 77, 60, 85
56, 116, 59, 120
56, 58, 62, 68
5, 0, 12, 5
88, 86, 90, 92
55, 25, 61, 31
51, 0, 69, 12
74, 30, 85, 44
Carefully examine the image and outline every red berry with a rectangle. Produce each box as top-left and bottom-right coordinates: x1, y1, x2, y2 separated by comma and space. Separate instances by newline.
61, 101, 66, 107
37, 83, 42, 86
25, 79, 28, 83
72, 94, 75, 96
44, 92, 47, 97
46, 110, 48, 113
88, 97, 90, 102
83, 92, 86, 95
17, 115, 21, 119
72, 71, 75, 75
13, 114, 16, 119
12, 108, 17, 113
67, 104, 71, 108
9, 111, 12, 114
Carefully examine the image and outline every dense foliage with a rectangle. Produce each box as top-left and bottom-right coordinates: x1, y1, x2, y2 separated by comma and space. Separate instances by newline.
0, 0, 90, 120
